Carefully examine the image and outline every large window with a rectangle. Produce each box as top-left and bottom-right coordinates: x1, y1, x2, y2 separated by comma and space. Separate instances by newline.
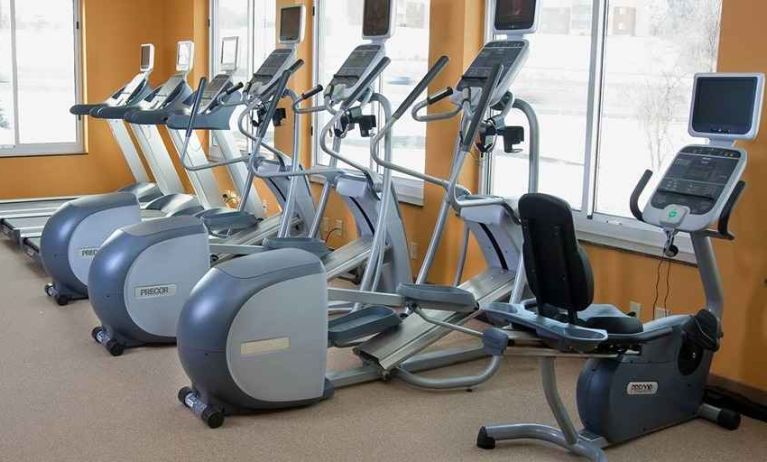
489, 0, 722, 255
210, 0, 276, 153
0, 0, 82, 156
313, 0, 431, 203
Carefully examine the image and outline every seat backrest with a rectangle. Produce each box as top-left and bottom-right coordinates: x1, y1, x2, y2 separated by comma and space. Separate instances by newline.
518, 193, 594, 323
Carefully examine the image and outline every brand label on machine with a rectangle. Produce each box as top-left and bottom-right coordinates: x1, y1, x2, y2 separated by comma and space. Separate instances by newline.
135, 284, 178, 299
80, 247, 99, 257
626, 381, 658, 395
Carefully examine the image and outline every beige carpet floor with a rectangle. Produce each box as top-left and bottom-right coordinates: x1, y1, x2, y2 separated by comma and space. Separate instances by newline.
0, 240, 765, 462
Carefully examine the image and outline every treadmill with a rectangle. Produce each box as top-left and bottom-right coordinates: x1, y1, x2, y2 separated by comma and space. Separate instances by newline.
1, 44, 175, 246
21, 42, 214, 261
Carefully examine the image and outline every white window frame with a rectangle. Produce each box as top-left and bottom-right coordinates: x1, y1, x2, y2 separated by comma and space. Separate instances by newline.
0, 0, 84, 157
482, 0, 723, 262
209, 0, 278, 162
311, 0, 426, 206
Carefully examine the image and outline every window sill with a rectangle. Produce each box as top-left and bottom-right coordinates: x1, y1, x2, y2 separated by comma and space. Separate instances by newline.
0, 144, 86, 157
574, 213, 696, 264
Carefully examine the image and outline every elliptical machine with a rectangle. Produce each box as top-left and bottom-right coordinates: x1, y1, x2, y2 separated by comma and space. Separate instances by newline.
174, 0, 542, 428
40, 42, 204, 306
86, 58, 306, 357
472, 72, 765, 461
85, 6, 313, 356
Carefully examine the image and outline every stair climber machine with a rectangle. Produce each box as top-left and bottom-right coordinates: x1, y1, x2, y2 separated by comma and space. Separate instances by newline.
0, 44, 180, 248
86, 22, 309, 356
40, 42, 208, 305
464, 72, 765, 461
174, 0, 540, 428
248, 0, 411, 293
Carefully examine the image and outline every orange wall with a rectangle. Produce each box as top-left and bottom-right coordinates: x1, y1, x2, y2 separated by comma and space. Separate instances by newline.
0, 0, 764, 395
0, 0, 164, 199
0, 0, 231, 202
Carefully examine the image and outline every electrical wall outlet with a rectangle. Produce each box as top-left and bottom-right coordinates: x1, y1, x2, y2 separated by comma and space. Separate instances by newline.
629, 301, 642, 319
336, 219, 344, 238
654, 306, 670, 319
409, 241, 418, 260
321, 218, 329, 234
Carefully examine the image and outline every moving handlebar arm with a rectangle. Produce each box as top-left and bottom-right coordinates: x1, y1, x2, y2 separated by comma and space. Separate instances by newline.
370, 56, 453, 189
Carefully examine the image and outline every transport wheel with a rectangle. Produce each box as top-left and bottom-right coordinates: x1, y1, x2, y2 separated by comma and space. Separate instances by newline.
44, 283, 55, 297
91, 327, 103, 342
476, 427, 496, 450
178, 387, 193, 405
105, 339, 125, 357
717, 409, 741, 430
202, 407, 225, 429
55, 294, 71, 306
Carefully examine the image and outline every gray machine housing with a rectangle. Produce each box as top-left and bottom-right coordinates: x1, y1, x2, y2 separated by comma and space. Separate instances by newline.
41, 64, 205, 305
177, 249, 333, 412
89, 216, 209, 352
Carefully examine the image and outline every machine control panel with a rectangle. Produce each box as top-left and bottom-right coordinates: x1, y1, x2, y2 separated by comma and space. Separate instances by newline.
136, 75, 186, 111
327, 44, 385, 100
250, 48, 295, 94
643, 145, 746, 232
198, 74, 233, 111
456, 40, 528, 105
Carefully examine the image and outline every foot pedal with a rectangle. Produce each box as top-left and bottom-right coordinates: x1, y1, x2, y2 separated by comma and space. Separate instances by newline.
328, 306, 401, 346
683, 309, 721, 351
263, 237, 331, 259
397, 283, 477, 313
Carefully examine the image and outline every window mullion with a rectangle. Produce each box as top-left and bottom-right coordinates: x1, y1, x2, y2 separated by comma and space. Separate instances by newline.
580, 0, 608, 216
311, 0, 322, 166
9, 0, 19, 146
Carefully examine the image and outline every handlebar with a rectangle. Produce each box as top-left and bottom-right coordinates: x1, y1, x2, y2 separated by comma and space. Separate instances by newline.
183, 77, 207, 140
224, 82, 244, 97
427, 86, 454, 105
717, 180, 745, 240
461, 64, 503, 153
392, 55, 449, 120
301, 85, 324, 101
630, 169, 653, 222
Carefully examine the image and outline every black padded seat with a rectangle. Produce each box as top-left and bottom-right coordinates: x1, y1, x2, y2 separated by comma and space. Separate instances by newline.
578, 304, 643, 335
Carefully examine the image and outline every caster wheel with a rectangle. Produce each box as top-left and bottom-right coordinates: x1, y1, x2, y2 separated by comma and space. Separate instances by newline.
202, 407, 224, 429
105, 339, 124, 357
178, 387, 193, 405
210, 254, 219, 264
55, 294, 71, 306
717, 409, 741, 430
44, 283, 55, 297
91, 327, 103, 342
476, 427, 496, 450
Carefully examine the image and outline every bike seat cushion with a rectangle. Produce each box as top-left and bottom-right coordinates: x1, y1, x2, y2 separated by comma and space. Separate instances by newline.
262, 237, 331, 259
579, 304, 643, 335
397, 283, 477, 313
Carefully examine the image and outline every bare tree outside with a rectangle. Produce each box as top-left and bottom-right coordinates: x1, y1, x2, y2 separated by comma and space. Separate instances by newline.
636, 0, 722, 171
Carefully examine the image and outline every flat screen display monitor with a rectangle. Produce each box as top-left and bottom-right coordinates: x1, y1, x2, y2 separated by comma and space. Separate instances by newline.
176, 41, 194, 72
140, 44, 154, 72
220, 36, 239, 72
280, 6, 303, 44
494, 0, 538, 34
362, 0, 393, 39
690, 74, 764, 140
